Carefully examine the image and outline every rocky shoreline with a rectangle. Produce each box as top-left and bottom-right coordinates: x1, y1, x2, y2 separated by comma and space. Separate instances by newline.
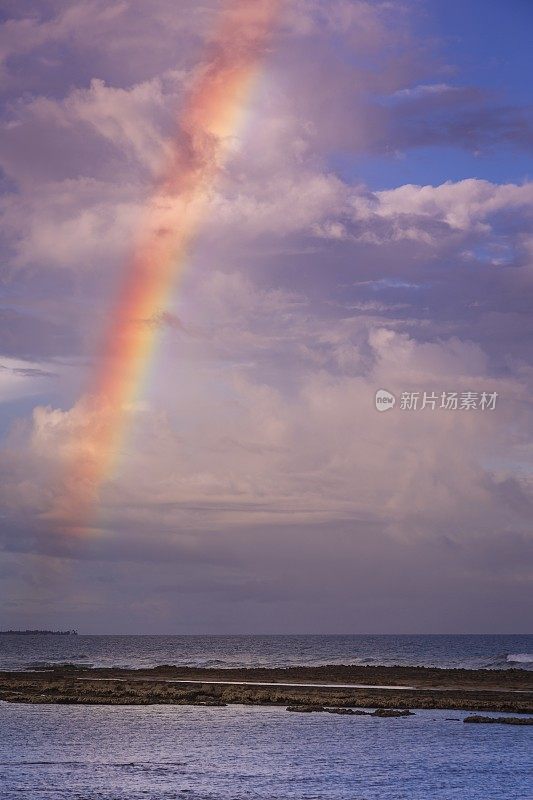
0, 664, 532, 714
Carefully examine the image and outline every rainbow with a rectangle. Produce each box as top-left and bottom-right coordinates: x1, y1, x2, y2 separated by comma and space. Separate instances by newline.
53, 0, 281, 533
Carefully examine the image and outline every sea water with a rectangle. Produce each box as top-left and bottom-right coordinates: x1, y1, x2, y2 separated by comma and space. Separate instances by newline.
0, 703, 531, 799
0, 633, 531, 671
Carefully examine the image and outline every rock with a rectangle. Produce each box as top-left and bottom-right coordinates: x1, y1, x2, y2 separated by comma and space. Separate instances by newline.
371, 708, 413, 717
287, 705, 369, 715
326, 707, 368, 715
464, 715, 533, 725
198, 701, 227, 707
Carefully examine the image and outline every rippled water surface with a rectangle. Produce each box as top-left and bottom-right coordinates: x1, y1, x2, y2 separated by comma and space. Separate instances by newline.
0, 703, 531, 799
1, 633, 532, 671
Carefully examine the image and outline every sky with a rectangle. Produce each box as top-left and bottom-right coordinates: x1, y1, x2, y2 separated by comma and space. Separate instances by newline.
0, 0, 532, 634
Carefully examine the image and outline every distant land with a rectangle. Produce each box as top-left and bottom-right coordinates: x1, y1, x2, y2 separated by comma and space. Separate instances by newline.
0, 630, 78, 636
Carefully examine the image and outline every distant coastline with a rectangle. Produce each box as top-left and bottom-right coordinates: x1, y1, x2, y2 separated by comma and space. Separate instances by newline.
0, 630, 78, 636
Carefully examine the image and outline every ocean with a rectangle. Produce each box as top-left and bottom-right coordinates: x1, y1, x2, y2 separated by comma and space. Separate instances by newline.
0, 703, 531, 799
1, 634, 532, 799
0, 633, 532, 672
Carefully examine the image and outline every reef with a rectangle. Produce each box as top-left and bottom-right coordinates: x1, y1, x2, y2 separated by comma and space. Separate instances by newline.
0, 664, 531, 714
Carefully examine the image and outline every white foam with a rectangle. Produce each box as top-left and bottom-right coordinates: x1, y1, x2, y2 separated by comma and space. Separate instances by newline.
506, 653, 533, 664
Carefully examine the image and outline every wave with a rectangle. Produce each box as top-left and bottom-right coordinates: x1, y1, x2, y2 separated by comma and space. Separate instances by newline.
506, 653, 533, 664
24, 660, 93, 671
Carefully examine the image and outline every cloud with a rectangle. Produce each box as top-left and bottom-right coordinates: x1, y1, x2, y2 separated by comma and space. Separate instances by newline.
390, 96, 533, 154
0, 0, 532, 632
0, 77, 174, 186
1, 319, 530, 540
0, 358, 58, 403
0, 308, 78, 360
0, 0, 215, 93
349, 179, 533, 241
391, 83, 458, 100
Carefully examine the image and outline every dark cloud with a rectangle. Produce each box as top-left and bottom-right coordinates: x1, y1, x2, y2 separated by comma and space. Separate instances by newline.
387, 92, 533, 153
0, 364, 57, 379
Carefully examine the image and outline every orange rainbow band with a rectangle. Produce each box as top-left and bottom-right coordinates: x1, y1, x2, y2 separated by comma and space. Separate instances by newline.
53, 0, 281, 532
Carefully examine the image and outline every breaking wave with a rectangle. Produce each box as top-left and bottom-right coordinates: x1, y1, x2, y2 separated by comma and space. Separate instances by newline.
506, 653, 533, 665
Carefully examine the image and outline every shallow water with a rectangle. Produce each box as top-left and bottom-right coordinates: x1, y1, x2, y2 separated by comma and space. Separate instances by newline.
0, 703, 531, 799
1, 633, 532, 671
